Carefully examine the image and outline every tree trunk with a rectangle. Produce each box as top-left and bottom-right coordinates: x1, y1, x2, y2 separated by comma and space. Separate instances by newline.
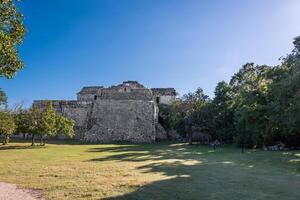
241, 143, 245, 154
31, 135, 35, 146
40, 135, 45, 146
2, 135, 9, 145
184, 116, 193, 145
188, 131, 193, 145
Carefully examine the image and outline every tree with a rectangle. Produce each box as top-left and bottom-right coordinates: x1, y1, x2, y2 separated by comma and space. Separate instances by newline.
55, 114, 75, 139
14, 108, 31, 138
182, 88, 209, 113
27, 107, 43, 146
163, 36, 300, 149
0, 88, 7, 108
158, 100, 186, 137
212, 81, 235, 143
168, 100, 186, 136
25, 102, 75, 145
0, 0, 26, 78
0, 110, 16, 144
182, 88, 211, 145
38, 102, 57, 145
227, 63, 272, 148
265, 36, 300, 146
14, 101, 75, 146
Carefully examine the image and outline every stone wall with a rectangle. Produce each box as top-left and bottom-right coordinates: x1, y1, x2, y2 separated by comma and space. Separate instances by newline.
33, 99, 158, 143
98, 88, 153, 101
33, 81, 175, 143
151, 88, 177, 105
83, 99, 157, 143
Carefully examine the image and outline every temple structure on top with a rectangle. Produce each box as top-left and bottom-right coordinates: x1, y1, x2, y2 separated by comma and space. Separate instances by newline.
33, 81, 176, 143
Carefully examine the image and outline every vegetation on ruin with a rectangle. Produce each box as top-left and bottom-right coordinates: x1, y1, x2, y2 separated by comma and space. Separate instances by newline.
0, 142, 299, 200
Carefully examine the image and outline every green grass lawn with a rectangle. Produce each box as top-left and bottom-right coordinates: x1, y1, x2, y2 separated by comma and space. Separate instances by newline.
0, 141, 300, 200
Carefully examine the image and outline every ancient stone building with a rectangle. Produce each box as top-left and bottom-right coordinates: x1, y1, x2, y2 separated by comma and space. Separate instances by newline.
33, 81, 176, 143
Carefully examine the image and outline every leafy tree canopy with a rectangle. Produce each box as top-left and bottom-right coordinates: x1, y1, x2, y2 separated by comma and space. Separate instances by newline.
0, 110, 16, 144
0, 88, 7, 107
164, 36, 300, 148
0, 0, 26, 78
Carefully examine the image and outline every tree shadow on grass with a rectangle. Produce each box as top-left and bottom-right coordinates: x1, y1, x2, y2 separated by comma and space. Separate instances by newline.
8, 138, 82, 145
0, 144, 46, 150
87, 143, 216, 163
0, 138, 80, 150
86, 144, 300, 200
89, 144, 216, 199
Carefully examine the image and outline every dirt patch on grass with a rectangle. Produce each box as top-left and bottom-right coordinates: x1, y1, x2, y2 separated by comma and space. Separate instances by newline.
0, 182, 44, 200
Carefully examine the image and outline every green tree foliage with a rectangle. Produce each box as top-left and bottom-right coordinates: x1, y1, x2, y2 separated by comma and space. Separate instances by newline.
0, 88, 7, 108
38, 102, 57, 145
0, 0, 26, 78
25, 107, 43, 146
55, 114, 75, 139
164, 36, 300, 148
14, 108, 29, 137
0, 110, 16, 144
265, 36, 300, 146
14, 102, 75, 145
229, 63, 272, 147
182, 88, 209, 114
0, 0, 26, 143
159, 88, 213, 142
158, 99, 186, 137
166, 88, 214, 144
213, 81, 234, 143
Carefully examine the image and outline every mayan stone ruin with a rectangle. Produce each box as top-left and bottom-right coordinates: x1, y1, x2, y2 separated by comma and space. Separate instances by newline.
33, 81, 176, 143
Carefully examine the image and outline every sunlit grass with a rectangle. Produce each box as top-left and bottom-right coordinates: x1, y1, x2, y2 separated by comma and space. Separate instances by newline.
0, 142, 299, 200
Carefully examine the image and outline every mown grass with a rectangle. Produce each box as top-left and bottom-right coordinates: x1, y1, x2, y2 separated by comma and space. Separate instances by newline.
0, 141, 300, 200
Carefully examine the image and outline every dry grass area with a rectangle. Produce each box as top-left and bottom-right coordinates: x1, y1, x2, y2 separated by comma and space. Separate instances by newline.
0, 141, 300, 200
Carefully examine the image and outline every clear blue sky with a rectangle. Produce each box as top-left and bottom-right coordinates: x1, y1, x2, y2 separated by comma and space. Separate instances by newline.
1, 0, 300, 107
